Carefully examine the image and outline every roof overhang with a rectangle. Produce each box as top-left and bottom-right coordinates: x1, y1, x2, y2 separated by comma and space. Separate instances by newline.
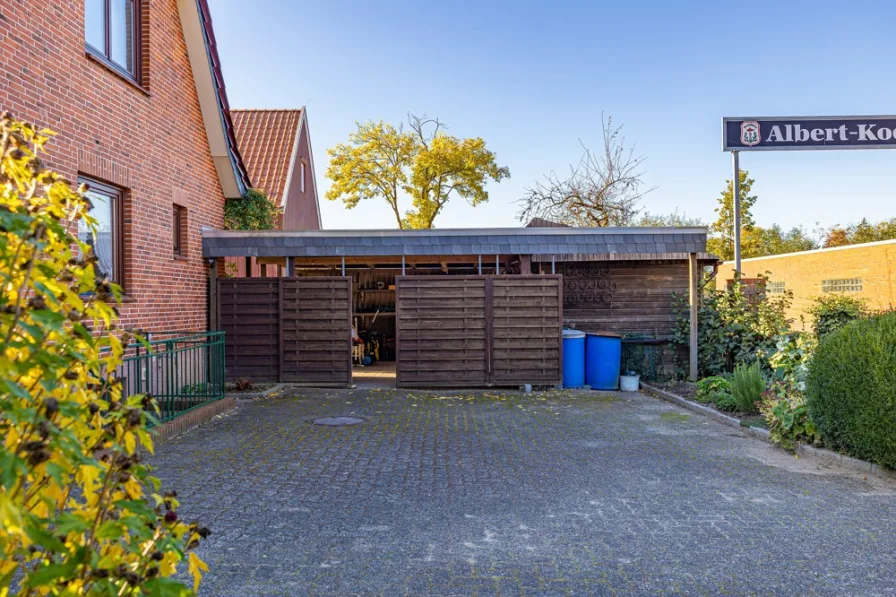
178, 0, 251, 198
202, 227, 709, 259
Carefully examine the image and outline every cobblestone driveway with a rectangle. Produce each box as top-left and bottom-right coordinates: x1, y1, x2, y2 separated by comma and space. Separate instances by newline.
152, 389, 895, 596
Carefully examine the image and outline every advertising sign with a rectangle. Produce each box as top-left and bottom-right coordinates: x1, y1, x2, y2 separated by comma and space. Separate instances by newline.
723, 116, 896, 151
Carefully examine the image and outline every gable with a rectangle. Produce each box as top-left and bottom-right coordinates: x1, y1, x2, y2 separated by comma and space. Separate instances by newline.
231, 109, 302, 204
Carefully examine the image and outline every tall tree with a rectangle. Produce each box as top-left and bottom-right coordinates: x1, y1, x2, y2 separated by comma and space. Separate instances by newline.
326, 115, 509, 229
517, 115, 653, 227
822, 217, 896, 248
706, 170, 757, 260
742, 224, 817, 258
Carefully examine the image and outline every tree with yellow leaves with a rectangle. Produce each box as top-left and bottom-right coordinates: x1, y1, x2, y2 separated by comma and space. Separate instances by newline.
326, 114, 510, 229
0, 113, 207, 596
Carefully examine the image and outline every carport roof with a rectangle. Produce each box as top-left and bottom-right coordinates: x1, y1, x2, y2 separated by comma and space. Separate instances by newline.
202, 227, 710, 260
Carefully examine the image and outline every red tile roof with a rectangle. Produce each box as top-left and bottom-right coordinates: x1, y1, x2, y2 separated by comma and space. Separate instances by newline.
231, 109, 302, 202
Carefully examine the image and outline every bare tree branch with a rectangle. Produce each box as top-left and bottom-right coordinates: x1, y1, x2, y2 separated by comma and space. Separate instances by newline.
517, 114, 655, 227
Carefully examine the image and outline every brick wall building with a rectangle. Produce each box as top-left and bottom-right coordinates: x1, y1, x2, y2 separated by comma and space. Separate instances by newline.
0, 0, 250, 333
716, 239, 896, 328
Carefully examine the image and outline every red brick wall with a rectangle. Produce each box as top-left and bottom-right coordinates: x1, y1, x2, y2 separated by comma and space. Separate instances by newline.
0, 0, 224, 333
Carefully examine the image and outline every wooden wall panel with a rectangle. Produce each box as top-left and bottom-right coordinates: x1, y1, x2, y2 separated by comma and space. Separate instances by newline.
559, 261, 689, 338
396, 276, 562, 388
557, 260, 690, 376
218, 279, 279, 381
280, 277, 352, 386
491, 276, 562, 385
396, 277, 488, 387
217, 277, 352, 385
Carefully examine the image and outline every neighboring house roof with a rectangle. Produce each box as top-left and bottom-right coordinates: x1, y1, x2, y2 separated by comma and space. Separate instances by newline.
177, 0, 251, 198
231, 109, 302, 205
202, 227, 709, 259
526, 217, 569, 228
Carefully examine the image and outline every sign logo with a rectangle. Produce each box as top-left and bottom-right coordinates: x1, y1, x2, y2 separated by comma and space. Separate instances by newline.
740, 121, 760, 146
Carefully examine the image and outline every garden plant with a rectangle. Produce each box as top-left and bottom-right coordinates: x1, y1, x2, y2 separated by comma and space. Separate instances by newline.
0, 113, 207, 595
730, 362, 764, 414
807, 313, 896, 468
673, 279, 791, 377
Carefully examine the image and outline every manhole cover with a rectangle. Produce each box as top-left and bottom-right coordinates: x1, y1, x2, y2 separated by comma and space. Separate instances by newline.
310, 416, 366, 427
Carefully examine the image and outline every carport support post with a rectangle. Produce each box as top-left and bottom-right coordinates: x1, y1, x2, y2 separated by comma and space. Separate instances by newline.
688, 252, 699, 381
341, 257, 345, 276
207, 258, 219, 331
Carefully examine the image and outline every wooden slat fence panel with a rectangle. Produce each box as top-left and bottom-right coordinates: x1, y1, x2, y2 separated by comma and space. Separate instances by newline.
396, 277, 488, 388
219, 279, 279, 381
396, 275, 562, 388
491, 276, 562, 385
280, 277, 352, 386
217, 277, 352, 386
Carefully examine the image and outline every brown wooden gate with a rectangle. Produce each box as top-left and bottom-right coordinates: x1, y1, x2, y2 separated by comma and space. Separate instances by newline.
279, 277, 352, 386
219, 278, 280, 382
395, 275, 562, 388
216, 277, 352, 386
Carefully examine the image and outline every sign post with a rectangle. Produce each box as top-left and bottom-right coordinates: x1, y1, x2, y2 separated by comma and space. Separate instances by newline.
722, 115, 896, 276
732, 150, 741, 276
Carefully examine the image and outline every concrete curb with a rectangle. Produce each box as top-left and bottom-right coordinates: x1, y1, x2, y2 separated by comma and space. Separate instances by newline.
639, 382, 895, 482
226, 383, 289, 401
151, 397, 237, 444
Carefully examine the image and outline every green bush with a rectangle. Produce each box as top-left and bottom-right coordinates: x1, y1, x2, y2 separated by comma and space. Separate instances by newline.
807, 294, 866, 339
673, 279, 792, 377
807, 313, 896, 468
730, 362, 764, 413
695, 376, 730, 404
224, 188, 279, 230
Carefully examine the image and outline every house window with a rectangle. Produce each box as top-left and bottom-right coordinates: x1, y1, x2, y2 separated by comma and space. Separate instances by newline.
822, 278, 862, 293
173, 204, 186, 257
300, 161, 306, 193
78, 177, 123, 285
766, 281, 786, 294
85, 0, 140, 79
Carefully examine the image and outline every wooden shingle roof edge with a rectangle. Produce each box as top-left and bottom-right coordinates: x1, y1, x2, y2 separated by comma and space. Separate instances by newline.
202, 226, 709, 259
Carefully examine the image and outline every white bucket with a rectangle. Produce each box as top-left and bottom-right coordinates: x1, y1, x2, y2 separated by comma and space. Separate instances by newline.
619, 374, 640, 392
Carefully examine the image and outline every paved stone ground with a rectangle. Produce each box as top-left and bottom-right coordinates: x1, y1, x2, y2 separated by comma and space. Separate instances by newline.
151, 389, 896, 596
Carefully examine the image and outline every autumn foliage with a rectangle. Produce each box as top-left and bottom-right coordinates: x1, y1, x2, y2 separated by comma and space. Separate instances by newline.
0, 113, 207, 596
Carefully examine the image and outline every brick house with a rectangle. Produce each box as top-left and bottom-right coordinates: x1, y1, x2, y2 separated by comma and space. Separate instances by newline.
716, 239, 896, 328
228, 108, 322, 277
0, 0, 250, 333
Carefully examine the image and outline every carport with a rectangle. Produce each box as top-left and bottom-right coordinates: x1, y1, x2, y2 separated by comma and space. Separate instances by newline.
202, 227, 710, 388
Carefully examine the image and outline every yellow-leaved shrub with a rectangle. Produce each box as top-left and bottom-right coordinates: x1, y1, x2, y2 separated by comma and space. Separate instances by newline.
0, 112, 207, 596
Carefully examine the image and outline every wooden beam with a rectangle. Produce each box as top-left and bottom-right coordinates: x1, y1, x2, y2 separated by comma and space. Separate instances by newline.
207, 258, 219, 331
688, 252, 699, 381
519, 255, 531, 275
286, 257, 295, 277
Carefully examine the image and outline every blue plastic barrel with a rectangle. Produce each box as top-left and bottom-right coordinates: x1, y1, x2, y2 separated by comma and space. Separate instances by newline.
585, 332, 622, 390
562, 330, 586, 388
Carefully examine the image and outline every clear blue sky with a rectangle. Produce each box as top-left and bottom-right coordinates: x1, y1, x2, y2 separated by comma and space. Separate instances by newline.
211, 0, 896, 232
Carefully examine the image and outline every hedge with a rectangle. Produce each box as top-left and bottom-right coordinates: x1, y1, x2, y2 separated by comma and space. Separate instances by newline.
806, 312, 896, 468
